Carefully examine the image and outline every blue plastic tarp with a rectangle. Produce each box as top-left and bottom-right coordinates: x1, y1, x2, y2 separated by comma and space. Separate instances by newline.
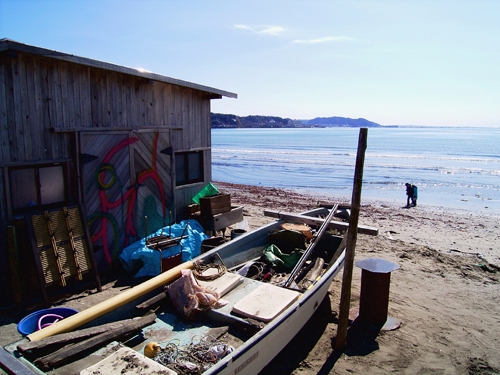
119, 219, 208, 278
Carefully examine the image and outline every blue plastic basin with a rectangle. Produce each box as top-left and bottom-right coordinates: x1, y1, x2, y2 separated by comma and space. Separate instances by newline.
17, 307, 79, 335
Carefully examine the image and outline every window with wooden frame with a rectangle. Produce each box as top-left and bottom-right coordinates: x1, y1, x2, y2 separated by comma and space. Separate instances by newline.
175, 151, 204, 186
9, 163, 68, 213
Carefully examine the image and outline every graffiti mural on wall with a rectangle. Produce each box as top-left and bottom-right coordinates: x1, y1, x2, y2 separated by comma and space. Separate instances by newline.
85, 133, 166, 268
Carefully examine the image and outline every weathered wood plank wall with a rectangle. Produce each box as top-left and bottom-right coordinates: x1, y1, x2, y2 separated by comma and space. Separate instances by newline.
0, 50, 215, 297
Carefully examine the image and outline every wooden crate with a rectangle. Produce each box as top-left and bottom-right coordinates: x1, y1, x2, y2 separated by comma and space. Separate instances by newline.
200, 193, 231, 216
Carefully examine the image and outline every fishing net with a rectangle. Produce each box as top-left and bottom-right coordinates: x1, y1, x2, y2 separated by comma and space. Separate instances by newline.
153, 335, 234, 374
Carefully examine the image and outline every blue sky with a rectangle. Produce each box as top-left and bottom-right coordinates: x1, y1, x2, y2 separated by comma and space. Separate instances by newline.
1, 0, 499, 127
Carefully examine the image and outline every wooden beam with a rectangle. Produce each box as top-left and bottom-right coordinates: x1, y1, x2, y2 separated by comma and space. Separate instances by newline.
50, 126, 182, 133
17, 315, 155, 360
0, 159, 72, 168
335, 128, 368, 351
33, 313, 156, 370
263, 209, 378, 236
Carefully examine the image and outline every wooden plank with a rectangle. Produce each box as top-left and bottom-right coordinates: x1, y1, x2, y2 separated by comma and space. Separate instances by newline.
174, 86, 182, 144
66, 62, 77, 128
128, 77, 138, 127
119, 74, 127, 126
33, 313, 156, 370
166, 83, 174, 127
159, 83, 168, 126
263, 209, 378, 236
0, 158, 72, 168
112, 72, 120, 127
105, 72, 115, 128
50, 125, 181, 133
182, 89, 189, 148
4, 58, 17, 162
96, 69, 106, 127
98, 70, 108, 127
152, 81, 161, 126
16, 315, 152, 359
10, 55, 24, 162
59, 61, 70, 128
20, 54, 33, 161
70, 63, 81, 128
32, 56, 45, 160
146, 79, 154, 127
53, 61, 64, 127
80, 66, 91, 127
39, 57, 52, 160
89, 69, 100, 127
0, 60, 10, 162
46, 61, 59, 157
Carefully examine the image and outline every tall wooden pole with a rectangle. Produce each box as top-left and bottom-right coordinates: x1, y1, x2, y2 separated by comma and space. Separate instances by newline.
335, 127, 368, 350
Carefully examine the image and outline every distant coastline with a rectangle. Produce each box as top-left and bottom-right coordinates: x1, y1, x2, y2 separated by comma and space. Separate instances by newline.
211, 113, 382, 128
211, 113, 499, 129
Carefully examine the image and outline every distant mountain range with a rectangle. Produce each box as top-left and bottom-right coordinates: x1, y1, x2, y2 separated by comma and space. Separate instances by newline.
211, 113, 381, 128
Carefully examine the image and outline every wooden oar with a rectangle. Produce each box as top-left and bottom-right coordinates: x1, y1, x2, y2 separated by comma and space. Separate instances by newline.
284, 204, 339, 287
28, 261, 194, 342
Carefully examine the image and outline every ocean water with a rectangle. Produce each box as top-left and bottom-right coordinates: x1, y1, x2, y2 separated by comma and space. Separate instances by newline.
211, 127, 500, 215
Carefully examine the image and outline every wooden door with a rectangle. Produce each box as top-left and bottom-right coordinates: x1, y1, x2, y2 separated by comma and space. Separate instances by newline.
131, 131, 173, 244
80, 131, 172, 271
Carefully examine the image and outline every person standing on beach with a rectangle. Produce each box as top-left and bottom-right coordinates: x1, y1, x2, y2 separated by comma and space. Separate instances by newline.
405, 183, 414, 207
411, 184, 418, 206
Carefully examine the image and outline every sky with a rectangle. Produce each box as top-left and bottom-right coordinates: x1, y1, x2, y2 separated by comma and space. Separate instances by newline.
1, 0, 499, 127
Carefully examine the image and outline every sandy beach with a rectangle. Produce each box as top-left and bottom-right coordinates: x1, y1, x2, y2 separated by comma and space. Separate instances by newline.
214, 181, 500, 375
1, 182, 499, 374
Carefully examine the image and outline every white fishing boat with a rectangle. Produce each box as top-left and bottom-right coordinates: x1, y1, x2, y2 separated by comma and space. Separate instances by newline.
2, 206, 378, 375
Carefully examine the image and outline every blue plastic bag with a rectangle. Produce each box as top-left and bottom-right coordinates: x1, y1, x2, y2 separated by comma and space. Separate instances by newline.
119, 219, 208, 277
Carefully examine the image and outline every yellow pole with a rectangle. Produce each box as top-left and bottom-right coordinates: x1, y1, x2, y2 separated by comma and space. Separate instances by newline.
28, 261, 194, 342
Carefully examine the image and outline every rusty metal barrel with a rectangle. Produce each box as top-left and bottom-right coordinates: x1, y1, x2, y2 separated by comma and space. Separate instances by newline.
354, 258, 400, 331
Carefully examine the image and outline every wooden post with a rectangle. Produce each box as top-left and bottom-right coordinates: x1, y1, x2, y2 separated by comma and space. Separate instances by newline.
335, 128, 368, 351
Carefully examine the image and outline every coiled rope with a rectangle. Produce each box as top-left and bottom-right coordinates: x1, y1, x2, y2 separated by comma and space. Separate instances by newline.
192, 253, 227, 281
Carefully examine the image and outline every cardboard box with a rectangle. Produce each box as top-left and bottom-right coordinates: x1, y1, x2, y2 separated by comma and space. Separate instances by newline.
200, 193, 231, 216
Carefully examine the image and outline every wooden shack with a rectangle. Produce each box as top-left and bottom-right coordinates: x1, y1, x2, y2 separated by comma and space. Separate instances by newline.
0, 39, 236, 307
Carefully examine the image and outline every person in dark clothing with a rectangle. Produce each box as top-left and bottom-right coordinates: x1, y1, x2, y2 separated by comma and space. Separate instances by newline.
405, 183, 414, 207
411, 184, 418, 206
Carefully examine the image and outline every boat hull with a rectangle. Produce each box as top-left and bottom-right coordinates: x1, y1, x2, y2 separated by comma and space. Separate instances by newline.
206, 246, 344, 375
1, 207, 346, 375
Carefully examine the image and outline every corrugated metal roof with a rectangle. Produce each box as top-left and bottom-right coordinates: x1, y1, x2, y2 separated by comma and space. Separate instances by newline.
0, 38, 237, 99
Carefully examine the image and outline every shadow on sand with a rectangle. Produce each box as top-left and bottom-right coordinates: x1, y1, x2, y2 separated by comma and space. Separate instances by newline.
259, 301, 382, 375
317, 318, 382, 375
259, 295, 334, 375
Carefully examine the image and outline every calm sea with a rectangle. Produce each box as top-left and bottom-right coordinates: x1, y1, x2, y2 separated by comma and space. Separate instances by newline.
211, 127, 500, 215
